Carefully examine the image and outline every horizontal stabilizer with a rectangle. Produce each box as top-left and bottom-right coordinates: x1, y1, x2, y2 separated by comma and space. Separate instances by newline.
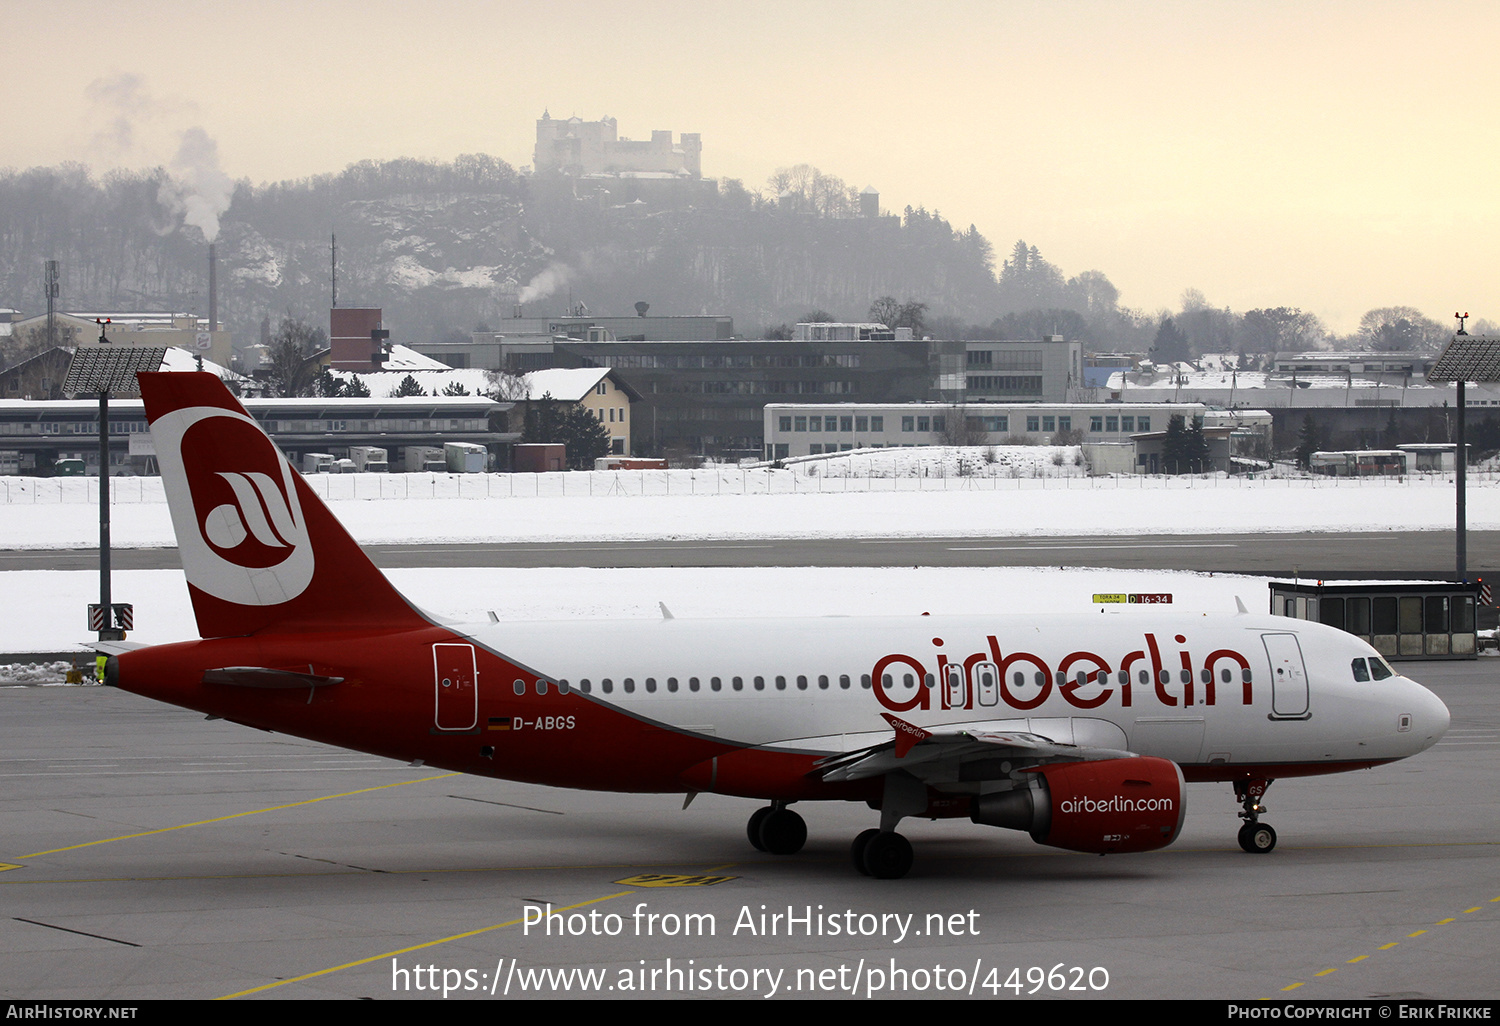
202, 666, 345, 689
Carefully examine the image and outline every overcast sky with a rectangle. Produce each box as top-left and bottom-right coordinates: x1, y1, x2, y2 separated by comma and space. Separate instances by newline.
5, 0, 1496, 333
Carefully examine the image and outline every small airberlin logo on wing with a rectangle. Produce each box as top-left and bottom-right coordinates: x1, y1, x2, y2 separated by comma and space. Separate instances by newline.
152, 405, 315, 607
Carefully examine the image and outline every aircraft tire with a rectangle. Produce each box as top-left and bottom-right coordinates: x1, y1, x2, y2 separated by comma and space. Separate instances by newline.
861, 831, 913, 879
747, 807, 772, 852
850, 828, 881, 875
758, 808, 807, 855
1238, 822, 1277, 853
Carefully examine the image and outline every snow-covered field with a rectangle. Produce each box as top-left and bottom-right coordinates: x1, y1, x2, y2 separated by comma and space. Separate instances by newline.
0, 472, 1491, 549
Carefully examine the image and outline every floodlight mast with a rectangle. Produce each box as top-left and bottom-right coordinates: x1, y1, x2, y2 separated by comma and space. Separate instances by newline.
97, 321, 115, 642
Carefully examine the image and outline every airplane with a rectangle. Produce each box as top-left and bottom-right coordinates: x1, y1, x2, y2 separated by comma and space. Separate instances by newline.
101, 372, 1451, 879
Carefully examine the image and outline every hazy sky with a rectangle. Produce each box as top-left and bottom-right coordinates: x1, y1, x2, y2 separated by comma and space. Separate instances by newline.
5, 0, 1496, 333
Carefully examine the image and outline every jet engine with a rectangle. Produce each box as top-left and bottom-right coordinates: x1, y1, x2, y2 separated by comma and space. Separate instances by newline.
970, 756, 1185, 854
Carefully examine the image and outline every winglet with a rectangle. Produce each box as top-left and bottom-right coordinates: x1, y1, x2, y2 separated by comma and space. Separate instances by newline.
881, 713, 931, 759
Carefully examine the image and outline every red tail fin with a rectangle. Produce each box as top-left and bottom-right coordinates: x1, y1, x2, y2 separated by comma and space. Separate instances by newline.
138, 372, 427, 638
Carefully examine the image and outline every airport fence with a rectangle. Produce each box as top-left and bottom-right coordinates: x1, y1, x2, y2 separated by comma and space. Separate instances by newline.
0, 467, 1495, 504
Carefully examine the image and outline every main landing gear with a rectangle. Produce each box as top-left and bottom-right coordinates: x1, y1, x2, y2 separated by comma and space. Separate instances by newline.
747, 803, 806, 855
851, 828, 914, 879
1235, 778, 1277, 853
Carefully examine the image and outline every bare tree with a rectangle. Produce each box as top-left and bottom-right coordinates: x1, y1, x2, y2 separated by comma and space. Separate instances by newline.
264, 317, 325, 397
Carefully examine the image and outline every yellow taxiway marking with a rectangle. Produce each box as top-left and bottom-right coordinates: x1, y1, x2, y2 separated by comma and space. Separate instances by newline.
1379, 942, 1399, 950
1407, 930, 1427, 938
1281, 982, 1305, 992
16, 774, 458, 860
1314, 968, 1338, 977
1436, 918, 1455, 924
218, 889, 636, 1000
1346, 955, 1367, 964
1465, 907, 1482, 914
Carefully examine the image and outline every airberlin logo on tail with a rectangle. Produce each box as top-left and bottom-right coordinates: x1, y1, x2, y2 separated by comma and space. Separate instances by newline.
152, 405, 315, 606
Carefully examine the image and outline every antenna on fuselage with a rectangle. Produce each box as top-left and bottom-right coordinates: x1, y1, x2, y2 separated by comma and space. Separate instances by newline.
1234, 596, 1249, 615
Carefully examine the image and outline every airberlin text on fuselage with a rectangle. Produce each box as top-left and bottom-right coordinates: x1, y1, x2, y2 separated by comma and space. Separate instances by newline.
872, 631, 1254, 713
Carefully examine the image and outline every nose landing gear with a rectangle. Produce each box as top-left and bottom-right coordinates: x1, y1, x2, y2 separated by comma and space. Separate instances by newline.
1234, 778, 1277, 853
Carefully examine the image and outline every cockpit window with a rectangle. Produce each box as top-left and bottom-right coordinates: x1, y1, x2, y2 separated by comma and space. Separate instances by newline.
1368, 657, 1394, 680
1351, 658, 1370, 682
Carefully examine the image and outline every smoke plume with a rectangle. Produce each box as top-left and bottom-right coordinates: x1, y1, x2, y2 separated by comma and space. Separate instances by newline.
158, 127, 235, 242
518, 262, 576, 304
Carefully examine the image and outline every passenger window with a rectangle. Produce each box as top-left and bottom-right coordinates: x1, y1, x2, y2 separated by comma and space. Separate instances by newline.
1351, 658, 1370, 682
645, 678, 656, 693
1242, 668, 1253, 683
923, 674, 935, 688
732, 676, 743, 691
1179, 669, 1191, 684
580, 679, 592, 694
839, 675, 850, 689
624, 678, 635, 694
818, 675, 829, 689
558, 680, 570, 694
536, 679, 548, 695
1220, 668, 1232, 684
1159, 670, 1171, 685
1055, 671, 1066, 687
902, 674, 915, 689
1138, 670, 1150, 684
667, 677, 679, 693
776, 676, 787, 690
754, 676, 765, 691
1013, 672, 1025, 687
513, 679, 525, 696
688, 677, 699, 692
796, 675, 808, 690
1034, 671, 1045, 686
602, 678, 613, 694
1200, 669, 1211, 684
1117, 670, 1128, 684
711, 677, 721, 691
861, 674, 872, 689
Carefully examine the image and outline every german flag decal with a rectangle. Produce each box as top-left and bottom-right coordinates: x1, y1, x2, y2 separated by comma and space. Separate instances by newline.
488, 717, 513, 731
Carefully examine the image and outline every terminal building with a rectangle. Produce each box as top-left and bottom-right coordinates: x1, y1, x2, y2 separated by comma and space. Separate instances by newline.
0, 394, 513, 476
415, 328, 1084, 459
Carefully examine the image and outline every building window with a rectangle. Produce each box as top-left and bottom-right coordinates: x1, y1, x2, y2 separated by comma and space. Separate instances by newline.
840, 416, 853, 432
1058, 416, 1071, 431
1042, 416, 1055, 432
1137, 417, 1150, 432
1026, 416, 1040, 432
902, 416, 914, 432
932, 416, 945, 433
1106, 416, 1119, 432
917, 416, 930, 432
779, 416, 792, 432
870, 416, 884, 431
855, 416, 868, 432
794, 416, 807, 432
1090, 416, 1104, 432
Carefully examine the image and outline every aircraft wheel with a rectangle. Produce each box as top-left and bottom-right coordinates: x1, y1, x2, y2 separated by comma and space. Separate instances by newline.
850, 828, 881, 875
747, 807, 773, 852
758, 808, 807, 855
1238, 822, 1277, 853
861, 831, 914, 879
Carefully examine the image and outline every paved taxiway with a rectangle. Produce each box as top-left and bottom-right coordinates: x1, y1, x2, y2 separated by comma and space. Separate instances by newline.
4, 529, 1498, 574
1, 662, 1495, 1001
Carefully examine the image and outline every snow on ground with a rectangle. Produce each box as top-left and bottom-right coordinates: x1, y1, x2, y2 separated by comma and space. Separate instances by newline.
0, 473, 1491, 549
0, 565, 1267, 666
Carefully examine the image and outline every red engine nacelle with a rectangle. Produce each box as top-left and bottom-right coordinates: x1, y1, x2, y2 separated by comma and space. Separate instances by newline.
970, 756, 1186, 854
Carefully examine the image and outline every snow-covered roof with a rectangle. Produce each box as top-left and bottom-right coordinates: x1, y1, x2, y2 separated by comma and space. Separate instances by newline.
379, 345, 451, 371
523, 367, 611, 401
159, 346, 245, 381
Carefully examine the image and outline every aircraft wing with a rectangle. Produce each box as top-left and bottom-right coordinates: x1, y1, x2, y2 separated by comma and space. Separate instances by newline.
817, 714, 1134, 783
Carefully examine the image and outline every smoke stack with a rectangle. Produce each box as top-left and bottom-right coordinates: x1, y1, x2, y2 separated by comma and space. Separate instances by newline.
208, 243, 218, 333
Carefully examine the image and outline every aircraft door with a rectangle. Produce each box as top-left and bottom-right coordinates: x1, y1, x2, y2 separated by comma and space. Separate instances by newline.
943, 663, 967, 709
1261, 633, 1310, 719
434, 643, 478, 731
974, 662, 999, 707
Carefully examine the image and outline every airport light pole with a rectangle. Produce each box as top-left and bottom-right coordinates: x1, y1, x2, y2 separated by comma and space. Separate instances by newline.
1424, 316, 1496, 582
62, 327, 169, 642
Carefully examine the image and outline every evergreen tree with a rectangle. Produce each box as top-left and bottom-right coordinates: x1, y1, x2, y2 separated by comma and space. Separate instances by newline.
389, 374, 426, 398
